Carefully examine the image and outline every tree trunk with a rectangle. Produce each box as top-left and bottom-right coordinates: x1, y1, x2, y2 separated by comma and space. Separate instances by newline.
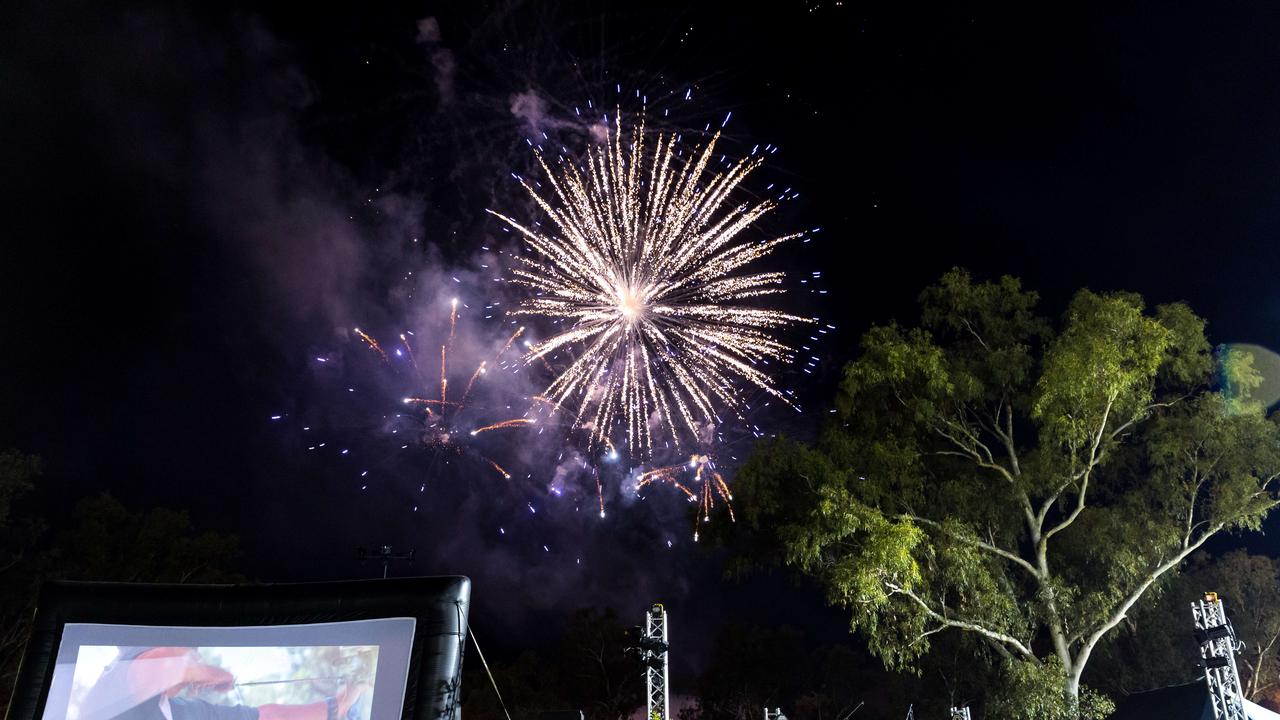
1064, 672, 1080, 701
1065, 660, 1085, 711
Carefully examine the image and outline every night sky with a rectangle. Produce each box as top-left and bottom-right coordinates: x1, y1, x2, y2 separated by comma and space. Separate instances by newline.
5, 0, 1280, 673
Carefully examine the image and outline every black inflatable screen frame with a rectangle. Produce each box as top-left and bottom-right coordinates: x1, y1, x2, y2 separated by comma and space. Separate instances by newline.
4, 576, 470, 720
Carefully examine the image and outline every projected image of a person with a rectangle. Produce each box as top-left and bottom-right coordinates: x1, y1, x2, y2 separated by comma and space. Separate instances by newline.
79, 646, 368, 720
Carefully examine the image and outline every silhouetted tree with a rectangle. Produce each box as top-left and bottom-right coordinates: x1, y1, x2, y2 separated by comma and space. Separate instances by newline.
0, 451, 241, 709
0, 450, 43, 705
559, 607, 644, 720
462, 607, 643, 720
680, 624, 903, 720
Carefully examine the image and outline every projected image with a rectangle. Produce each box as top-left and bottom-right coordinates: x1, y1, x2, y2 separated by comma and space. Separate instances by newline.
67, 645, 375, 720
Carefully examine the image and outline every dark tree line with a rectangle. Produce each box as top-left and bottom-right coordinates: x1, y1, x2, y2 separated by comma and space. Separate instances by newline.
0, 449, 241, 709
459, 610, 998, 720
461, 607, 643, 720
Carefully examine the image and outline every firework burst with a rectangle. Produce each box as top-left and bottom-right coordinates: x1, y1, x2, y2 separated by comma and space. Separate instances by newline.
488, 110, 810, 456
637, 454, 735, 541
357, 299, 529, 480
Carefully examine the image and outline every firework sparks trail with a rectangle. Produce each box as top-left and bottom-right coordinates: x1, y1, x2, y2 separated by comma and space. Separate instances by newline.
486, 459, 512, 479
499, 326, 526, 356
354, 328, 388, 362
356, 302, 533, 481
402, 397, 460, 408
637, 453, 735, 540
460, 362, 487, 405
529, 395, 561, 413
399, 334, 419, 374
595, 470, 605, 518
440, 345, 448, 404
470, 418, 537, 435
488, 109, 811, 456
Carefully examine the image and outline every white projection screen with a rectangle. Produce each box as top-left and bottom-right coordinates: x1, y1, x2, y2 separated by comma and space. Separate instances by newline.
41, 618, 415, 720
5, 578, 471, 720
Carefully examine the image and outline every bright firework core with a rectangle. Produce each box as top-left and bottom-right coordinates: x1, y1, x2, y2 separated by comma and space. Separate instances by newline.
615, 284, 650, 323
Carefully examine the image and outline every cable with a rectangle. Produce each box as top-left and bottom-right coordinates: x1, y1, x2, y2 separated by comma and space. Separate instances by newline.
467, 622, 513, 720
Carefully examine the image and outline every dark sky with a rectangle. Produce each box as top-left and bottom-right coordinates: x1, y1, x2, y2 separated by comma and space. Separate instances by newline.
5, 0, 1280, 672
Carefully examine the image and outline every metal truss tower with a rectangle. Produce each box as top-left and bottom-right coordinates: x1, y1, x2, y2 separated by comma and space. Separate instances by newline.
1193, 592, 1247, 720
646, 604, 671, 720
949, 707, 972, 720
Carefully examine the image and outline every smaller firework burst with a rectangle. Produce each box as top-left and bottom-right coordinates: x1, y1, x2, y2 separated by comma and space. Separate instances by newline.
357, 298, 529, 481
636, 453, 735, 541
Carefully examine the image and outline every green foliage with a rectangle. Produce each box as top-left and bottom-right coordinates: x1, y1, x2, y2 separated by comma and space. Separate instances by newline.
987, 658, 1114, 720
1032, 290, 1172, 448
197, 645, 377, 708
1200, 551, 1280, 703
735, 268, 1280, 716
1219, 345, 1266, 415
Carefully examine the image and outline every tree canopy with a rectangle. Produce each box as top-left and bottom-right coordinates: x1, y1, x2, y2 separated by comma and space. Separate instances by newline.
733, 269, 1280, 717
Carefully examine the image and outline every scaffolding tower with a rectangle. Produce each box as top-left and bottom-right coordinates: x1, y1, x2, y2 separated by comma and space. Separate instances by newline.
1193, 591, 1247, 720
646, 604, 671, 720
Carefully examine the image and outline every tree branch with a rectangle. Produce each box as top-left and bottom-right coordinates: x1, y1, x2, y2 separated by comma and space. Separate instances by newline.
958, 317, 990, 352
884, 581, 1037, 662
1071, 522, 1227, 678
929, 420, 1038, 528
0, 552, 23, 576
1107, 396, 1189, 442
911, 624, 949, 646
1002, 398, 1022, 478
1040, 393, 1117, 545
1182, 464, 1207, 548
907, 515, 1040, 579
934, 416, 999, 470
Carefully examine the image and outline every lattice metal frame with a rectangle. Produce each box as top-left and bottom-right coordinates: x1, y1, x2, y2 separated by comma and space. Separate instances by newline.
1193, 593, 1247, 720
646, 604, 671, 720
949, 707, 972, 720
